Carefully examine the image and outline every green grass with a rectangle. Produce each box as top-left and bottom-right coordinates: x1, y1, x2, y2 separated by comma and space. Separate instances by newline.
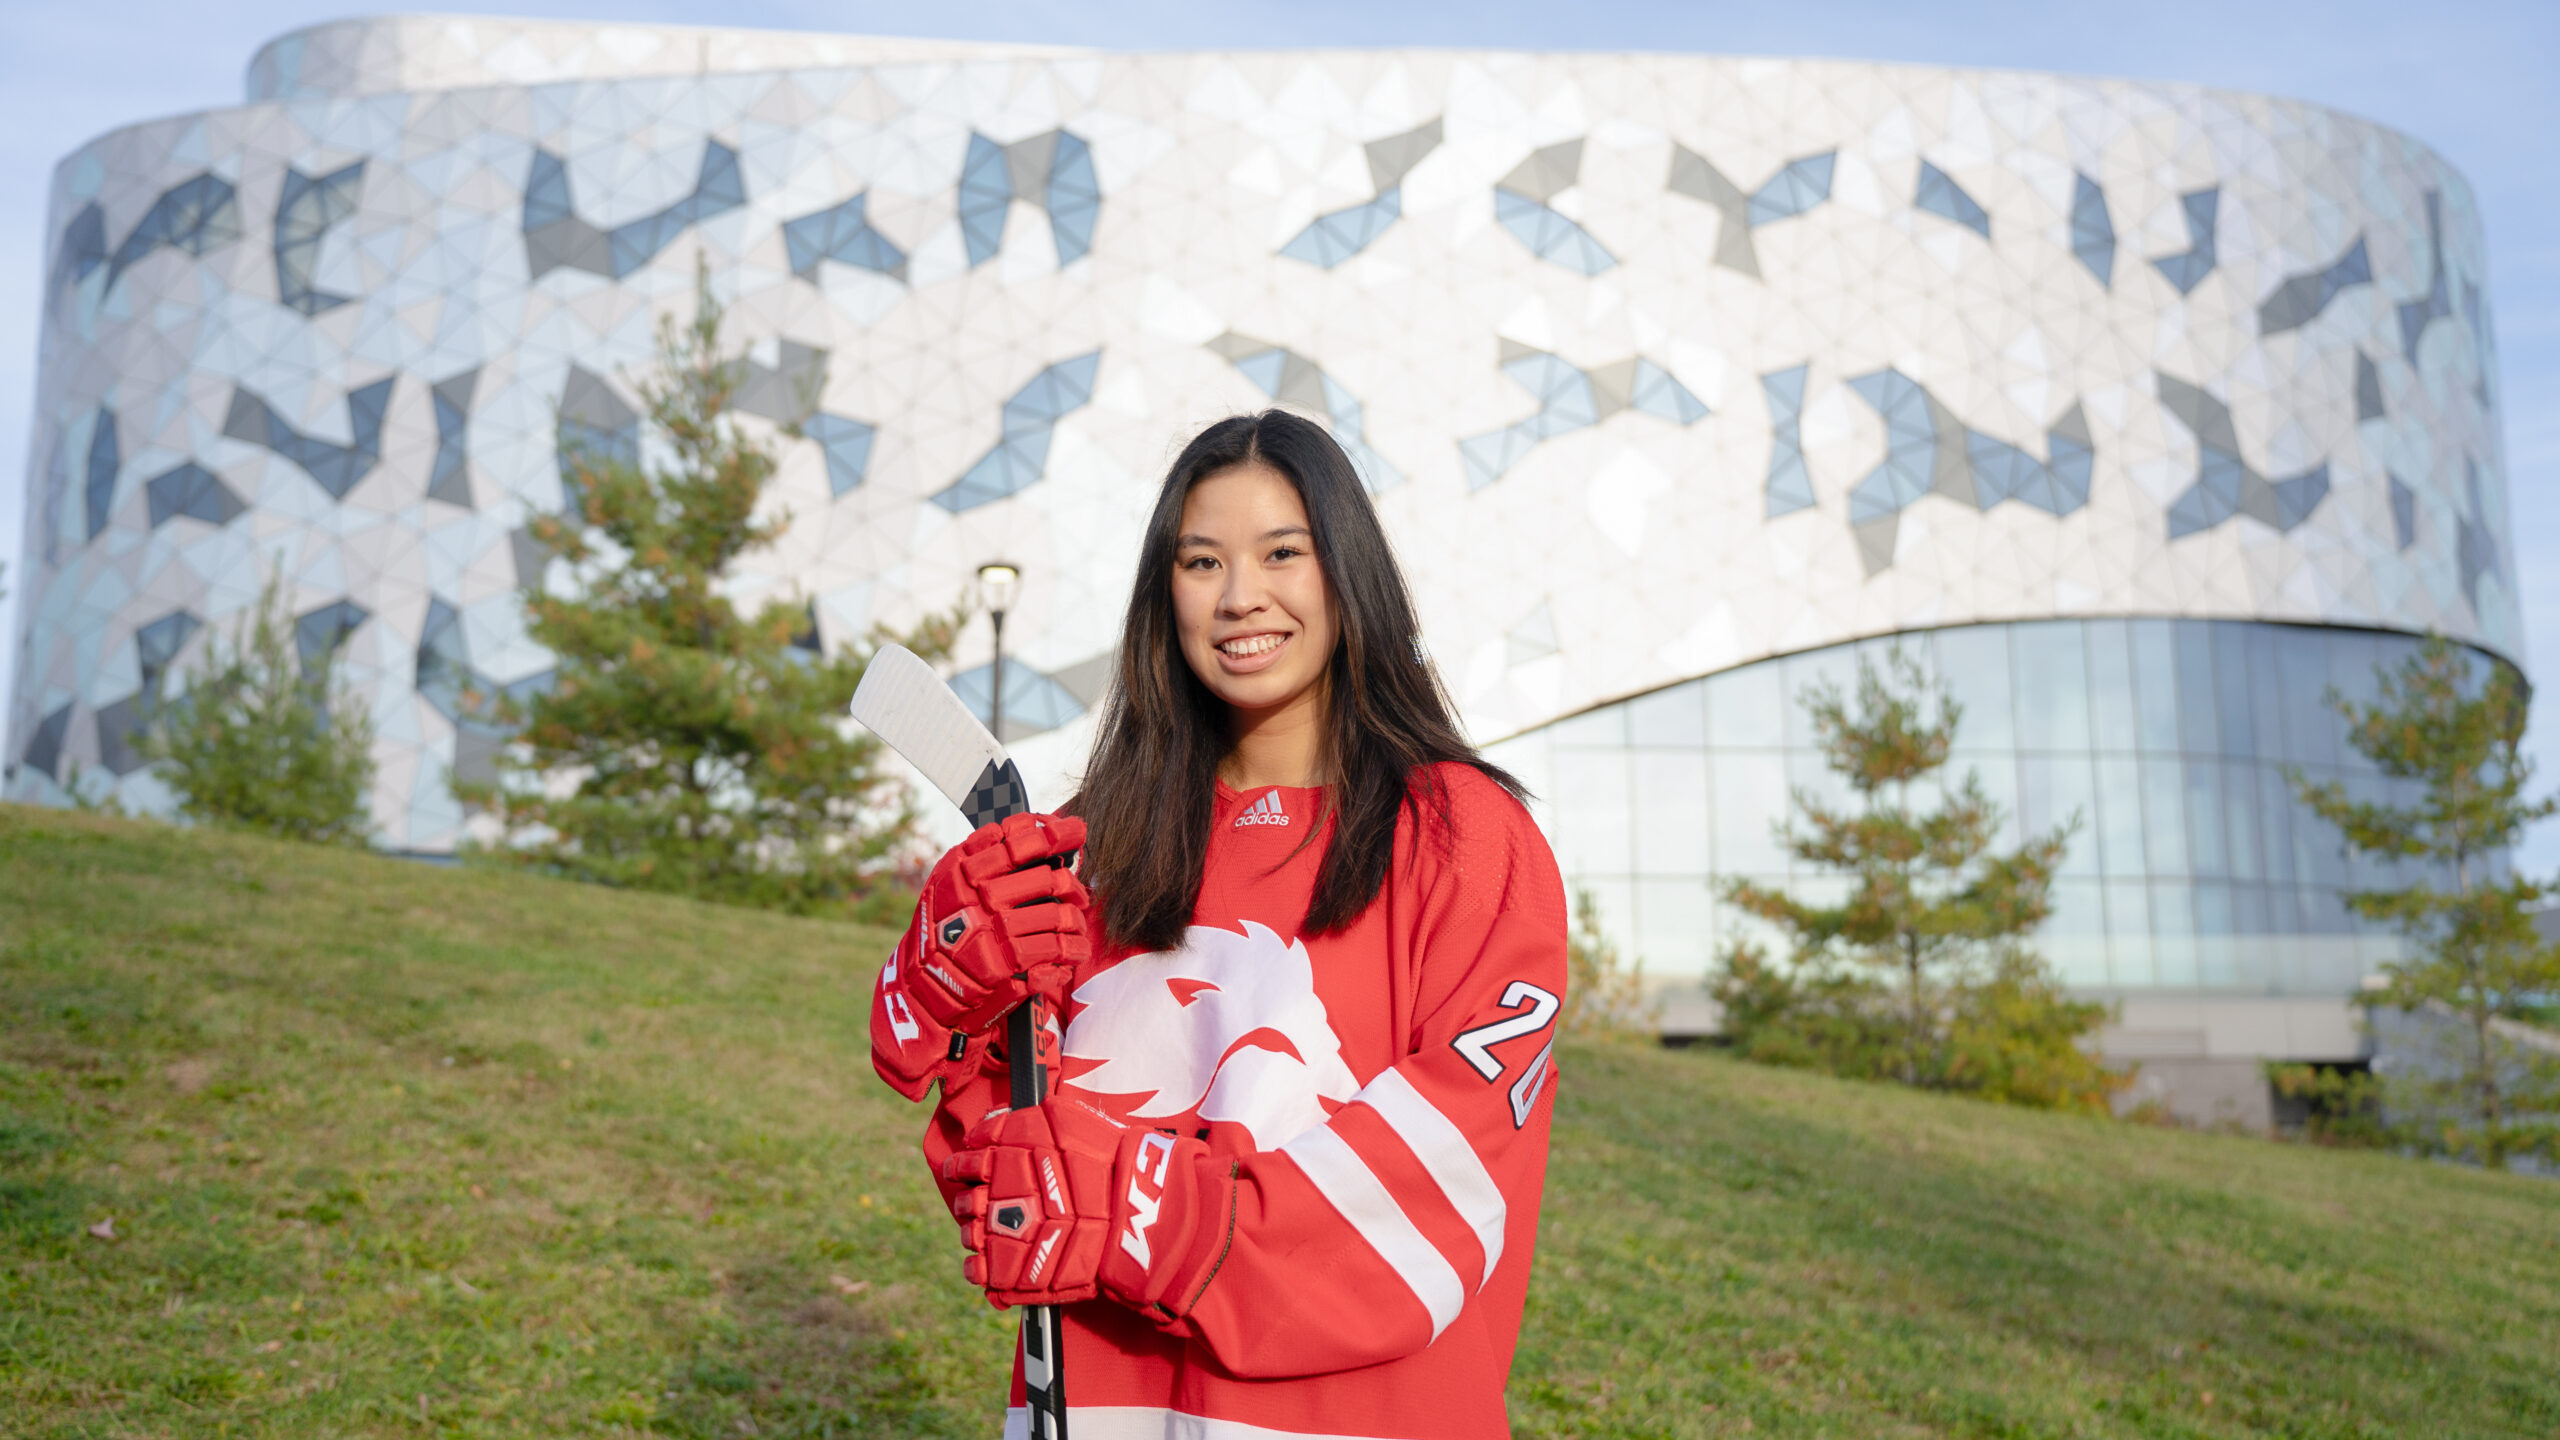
0, 808, 2554, 1438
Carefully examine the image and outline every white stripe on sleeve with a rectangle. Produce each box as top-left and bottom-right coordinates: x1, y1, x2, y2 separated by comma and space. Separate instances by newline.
1354, 1068, 1507, 1287
1280, 1124, 1466, 1340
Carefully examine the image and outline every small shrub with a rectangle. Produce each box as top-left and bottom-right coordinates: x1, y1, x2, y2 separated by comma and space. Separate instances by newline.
1562, 888, 1656, 1040
1940, 950, 2123, 1113
2267, 1063, 2395, 1149
58, 759, 129, 817
1712, 944, 2120, 1111
141, 570, 375, 846
1709, 942, 1902, 1079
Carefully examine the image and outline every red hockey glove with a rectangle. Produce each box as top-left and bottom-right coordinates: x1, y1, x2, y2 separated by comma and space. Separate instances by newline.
868, 942, 987, 1102
941, 1096, 1222, 1315
908, 813, 1092, 1037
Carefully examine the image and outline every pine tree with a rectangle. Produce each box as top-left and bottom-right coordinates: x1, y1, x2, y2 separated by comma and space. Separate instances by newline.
461, 264, 950, 914
2292, 635, 2560, 1168
141, 569, 377, 845
1719, 650, 2113, 1107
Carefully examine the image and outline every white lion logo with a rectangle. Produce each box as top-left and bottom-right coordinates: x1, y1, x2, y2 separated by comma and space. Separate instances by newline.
1063, 921, 1358, 1152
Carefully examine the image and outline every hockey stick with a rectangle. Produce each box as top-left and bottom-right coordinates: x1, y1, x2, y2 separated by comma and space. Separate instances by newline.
849, 643, 1070, 1440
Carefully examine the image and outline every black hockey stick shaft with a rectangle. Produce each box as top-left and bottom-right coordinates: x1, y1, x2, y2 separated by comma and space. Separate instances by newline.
965, 764, 1069, 1440
848, 647, 1068, 1437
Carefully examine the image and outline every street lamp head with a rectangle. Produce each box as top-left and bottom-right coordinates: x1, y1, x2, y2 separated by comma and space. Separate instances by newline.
976, 562, 1022, 618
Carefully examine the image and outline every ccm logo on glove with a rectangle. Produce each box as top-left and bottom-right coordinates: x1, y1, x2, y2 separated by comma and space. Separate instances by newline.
882, 986, 921, 1044
1120, 1131, 1179, 1268
867, 812, 1091, 1100
942, 1098, 1224, 1317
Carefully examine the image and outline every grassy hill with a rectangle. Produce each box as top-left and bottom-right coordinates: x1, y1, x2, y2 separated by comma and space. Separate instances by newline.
1, 807, 2554, 1439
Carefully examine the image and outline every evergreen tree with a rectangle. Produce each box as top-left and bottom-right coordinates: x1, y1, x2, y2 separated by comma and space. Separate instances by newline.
1717, 651, 2115, 1108
141, 569, 377, 845
2292, 635, 2560, 1168
461, 266, 950, 914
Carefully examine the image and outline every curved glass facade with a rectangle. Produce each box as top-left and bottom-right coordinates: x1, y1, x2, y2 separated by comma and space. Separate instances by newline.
1483, 619, 2501, 1001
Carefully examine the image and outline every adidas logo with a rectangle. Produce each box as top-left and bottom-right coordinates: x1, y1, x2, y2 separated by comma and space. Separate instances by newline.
1232, 790, 1291, 828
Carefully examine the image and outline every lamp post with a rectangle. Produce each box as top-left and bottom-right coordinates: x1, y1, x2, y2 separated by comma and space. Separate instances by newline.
976, 562, 1021, 741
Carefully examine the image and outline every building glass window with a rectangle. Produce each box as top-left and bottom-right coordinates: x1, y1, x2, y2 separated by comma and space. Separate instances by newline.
1483, 619, 2501, 999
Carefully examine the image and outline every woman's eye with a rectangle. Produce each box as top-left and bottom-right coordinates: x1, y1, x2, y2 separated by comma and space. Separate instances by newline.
1268, 546, 1303, 562
1180, 555, 1217, 572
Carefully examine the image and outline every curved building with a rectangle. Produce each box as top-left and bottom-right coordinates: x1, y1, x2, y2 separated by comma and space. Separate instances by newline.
14, 18, 2515, 1116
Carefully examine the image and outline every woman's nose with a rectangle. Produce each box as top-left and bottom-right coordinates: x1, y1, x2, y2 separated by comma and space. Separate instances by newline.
1219, 572, 1268, 617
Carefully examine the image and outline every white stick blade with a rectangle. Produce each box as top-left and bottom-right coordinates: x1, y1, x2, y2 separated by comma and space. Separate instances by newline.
849, 644, 1008, 815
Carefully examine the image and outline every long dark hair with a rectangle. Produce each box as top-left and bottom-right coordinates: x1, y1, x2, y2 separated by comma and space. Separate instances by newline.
1068, 409, 1524, 953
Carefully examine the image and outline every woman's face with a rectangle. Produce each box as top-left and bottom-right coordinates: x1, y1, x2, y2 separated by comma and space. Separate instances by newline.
1172, 461, 1340, 722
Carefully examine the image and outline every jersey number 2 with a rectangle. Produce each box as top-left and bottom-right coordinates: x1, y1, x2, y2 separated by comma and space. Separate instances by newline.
1452, 982, 1559, 1081
1452, 982, 1560, 1130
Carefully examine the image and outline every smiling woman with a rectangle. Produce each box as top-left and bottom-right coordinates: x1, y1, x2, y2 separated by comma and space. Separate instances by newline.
865, 408, 1572, 1439
1078, 409, 1523, 951
1171, 461, 1340, 758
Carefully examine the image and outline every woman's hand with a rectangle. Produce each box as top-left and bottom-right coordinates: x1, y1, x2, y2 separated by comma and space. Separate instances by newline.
941, 1095, 1217, 1314
908, 812, 1092, 1036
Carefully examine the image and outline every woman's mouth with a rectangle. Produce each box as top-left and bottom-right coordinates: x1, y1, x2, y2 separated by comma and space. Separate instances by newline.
1216, 632, 1289, 672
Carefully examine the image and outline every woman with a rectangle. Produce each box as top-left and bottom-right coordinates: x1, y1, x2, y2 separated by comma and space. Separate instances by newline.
871, 409, 1568, 1439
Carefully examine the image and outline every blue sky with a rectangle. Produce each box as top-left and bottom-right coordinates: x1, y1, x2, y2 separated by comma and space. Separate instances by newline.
3, 0, 2554, 865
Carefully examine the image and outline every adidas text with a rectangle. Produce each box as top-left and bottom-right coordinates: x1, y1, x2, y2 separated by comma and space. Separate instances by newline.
1233, 792, 1291, 828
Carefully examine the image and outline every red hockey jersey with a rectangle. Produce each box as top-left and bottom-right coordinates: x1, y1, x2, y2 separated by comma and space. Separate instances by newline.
872, 763, 1569, 1439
